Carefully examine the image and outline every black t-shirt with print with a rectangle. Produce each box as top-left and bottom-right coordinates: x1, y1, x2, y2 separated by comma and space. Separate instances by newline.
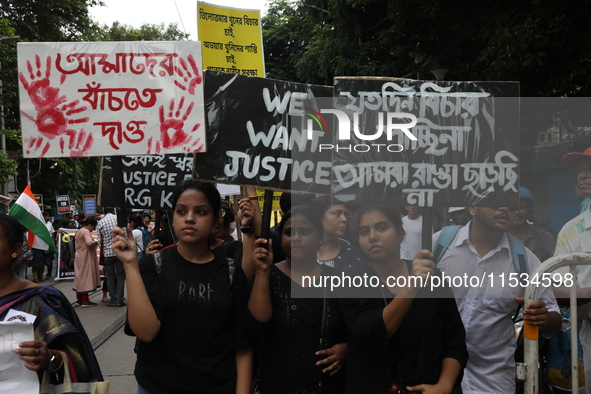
134, 246, 250, 394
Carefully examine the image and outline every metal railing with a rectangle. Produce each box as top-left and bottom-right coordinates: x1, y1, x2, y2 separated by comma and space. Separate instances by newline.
524, 252, 591, 394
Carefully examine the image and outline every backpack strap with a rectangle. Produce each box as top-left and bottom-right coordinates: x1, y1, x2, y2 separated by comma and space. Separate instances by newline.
506, 234, 529, 275
433, 225, 462, 264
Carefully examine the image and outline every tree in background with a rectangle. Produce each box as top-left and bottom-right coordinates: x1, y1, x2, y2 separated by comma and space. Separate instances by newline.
260, 0, 591, 153
0, 18, 18, 186
262, 0, 591, 97
0, 0, 102, 42
0, 0, 188, 210
1, 0, 104, 206
92, 21, 189, 41
262, 0, 309, 82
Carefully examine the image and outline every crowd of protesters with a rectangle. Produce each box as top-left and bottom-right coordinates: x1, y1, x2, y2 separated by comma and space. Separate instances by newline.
3, 145, 591, 393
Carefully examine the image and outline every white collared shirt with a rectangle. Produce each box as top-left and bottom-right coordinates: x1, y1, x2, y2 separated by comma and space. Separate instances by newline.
554, 206, 591, 373
434, 223, 559, 394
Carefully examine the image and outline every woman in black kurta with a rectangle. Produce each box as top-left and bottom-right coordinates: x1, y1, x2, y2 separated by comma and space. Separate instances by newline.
340, 206, 468, 394
247, 206, 347, 394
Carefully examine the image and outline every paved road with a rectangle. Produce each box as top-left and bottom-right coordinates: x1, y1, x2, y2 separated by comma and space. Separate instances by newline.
36, 267, 137, 394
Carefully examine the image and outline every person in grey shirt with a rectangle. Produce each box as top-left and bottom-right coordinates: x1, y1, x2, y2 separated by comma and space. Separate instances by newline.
508, 187, 555, 263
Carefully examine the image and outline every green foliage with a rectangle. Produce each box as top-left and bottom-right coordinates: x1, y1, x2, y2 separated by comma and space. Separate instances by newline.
262, 0, 310, 81
0, 0, 103, 42
1, 2, 190, 207
24, 157, 102, 210
93, 21, 190, 42
0, 18, 20, 132
263, 0, 591, 96
0, 150, 17, 185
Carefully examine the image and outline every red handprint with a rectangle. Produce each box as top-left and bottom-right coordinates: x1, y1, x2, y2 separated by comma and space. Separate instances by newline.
19, 54, 90, 152
22, 99, 89, 140
24, 137, 51, 158
173, 55, 202, 95
24, 128, 94, 158
181, 138, 205, 153
63, 129, 94, 157
146, 96, 203, 154
19, 54, 66, 111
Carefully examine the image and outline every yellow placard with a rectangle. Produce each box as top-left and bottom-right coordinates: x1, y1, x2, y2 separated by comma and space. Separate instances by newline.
256, 189, 282, 211
197, 2, 265, 77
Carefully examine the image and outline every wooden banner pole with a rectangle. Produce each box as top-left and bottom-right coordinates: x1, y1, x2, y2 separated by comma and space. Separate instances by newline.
260, 189, 274, 240
111, 156, 128, 230
422, 207, 433, 252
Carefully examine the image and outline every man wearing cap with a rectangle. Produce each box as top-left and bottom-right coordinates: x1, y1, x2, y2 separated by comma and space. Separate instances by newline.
448, 207, 468, 226
508, 187, 555, 262
553, 146, 591, 393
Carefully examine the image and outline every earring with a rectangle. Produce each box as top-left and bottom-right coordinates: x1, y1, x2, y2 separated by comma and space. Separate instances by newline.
11, 252, 18, 259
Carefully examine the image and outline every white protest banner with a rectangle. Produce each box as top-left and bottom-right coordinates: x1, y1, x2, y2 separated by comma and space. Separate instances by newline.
18, 41, 206, 158
0, 321, 38, 394
217, 184, 241, 196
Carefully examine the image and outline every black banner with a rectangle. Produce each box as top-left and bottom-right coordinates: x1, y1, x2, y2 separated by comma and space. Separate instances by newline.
328, 78, 520, 207
100, 154, 193, 209
193, 71, 333, 194
56, 195, 71, 214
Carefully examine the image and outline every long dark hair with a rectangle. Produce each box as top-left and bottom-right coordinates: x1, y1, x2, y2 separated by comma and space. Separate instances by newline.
130, 215, 146, 229
0, 214, 26, 247
82, 217, 98, 227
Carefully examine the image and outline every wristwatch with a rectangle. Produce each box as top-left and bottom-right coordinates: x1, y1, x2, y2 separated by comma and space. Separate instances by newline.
48, 351, 59, 371
240, 226, 252, 234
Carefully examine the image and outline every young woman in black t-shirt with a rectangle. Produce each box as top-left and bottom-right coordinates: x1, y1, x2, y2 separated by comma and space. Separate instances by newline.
247, 205, 347, 394
340, 206, 467, 394
112, 180, 252, 394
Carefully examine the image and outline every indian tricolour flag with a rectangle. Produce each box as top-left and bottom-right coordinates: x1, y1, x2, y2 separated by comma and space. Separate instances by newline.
8, 184, 56, 252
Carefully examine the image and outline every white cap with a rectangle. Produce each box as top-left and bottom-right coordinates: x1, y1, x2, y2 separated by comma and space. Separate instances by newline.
448, 207, 464, 214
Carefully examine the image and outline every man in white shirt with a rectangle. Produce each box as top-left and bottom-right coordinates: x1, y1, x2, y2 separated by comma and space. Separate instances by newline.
553, 146, 591, 392
434, 205, 561, 393
400, 205, 423, 260
43, 211, 55, 280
